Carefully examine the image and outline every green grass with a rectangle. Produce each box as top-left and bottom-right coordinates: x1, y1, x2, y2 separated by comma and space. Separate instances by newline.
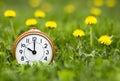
0, 0, 120, 81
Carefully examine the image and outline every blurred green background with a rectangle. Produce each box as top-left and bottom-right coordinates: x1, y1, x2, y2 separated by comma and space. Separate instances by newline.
0, 0, 120, 81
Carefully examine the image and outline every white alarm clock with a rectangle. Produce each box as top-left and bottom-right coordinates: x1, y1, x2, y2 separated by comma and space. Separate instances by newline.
12, 28, 56, 65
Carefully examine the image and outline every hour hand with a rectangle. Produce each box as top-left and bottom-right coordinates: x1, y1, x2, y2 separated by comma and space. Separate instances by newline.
27, 47, 33, 52
26, 47, 36, 55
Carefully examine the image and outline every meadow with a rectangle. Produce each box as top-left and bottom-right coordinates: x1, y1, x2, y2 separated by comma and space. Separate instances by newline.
0, 0, 120, 81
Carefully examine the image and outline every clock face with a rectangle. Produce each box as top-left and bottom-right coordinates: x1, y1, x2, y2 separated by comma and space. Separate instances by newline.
14, 33, 54, 65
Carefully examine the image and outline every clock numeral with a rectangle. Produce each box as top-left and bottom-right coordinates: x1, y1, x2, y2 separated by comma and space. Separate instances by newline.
44, 57, 47, 61
21, 56, 24, 61
44, 43, 48, 48
21, 43, 26, 48
32, 37, 37, 41
26, 38, 30, 43
26, 61, 29, 64
19, 50, 23, 54
46, 50, 49, 55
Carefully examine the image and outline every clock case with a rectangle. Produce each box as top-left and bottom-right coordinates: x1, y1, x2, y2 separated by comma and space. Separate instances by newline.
12, 28, 56, 63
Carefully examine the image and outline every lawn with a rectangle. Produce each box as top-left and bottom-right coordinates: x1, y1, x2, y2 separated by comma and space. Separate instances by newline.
0, 0, 120, 81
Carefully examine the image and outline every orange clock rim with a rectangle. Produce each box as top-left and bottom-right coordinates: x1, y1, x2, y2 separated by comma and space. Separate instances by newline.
12, 30, 56, 64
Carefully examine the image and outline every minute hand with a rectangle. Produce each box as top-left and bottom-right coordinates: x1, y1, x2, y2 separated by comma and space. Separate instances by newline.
33, 40, 36, 51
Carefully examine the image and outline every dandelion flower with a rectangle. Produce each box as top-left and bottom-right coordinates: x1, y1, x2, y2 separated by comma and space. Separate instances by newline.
64, 4, 75, 14
25, 18, 37, 27
106, 0, 116, 7
45, 21, 57, 29
4, 10, 16, 39
85, 16, 97, 25
90, 8, 101, 16
4, 10, 16, 18
93, 0, 104, 7
98, 35, 112, 45
73, 29, 85, 37
85, 16, 97, 46
29, 0, 41, 8
34, 10, 46, 18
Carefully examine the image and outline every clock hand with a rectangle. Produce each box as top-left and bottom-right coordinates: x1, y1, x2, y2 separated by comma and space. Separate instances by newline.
27, 47, 33, 52
33, 40, 36, 51
32, 40, 37, 55
24, 45, 33, 52
26, 46, 36, 55
24, 44, 37, 55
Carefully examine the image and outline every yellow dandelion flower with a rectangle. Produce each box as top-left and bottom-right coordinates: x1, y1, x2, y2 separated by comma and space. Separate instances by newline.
98, 35, 112, 45
4, 10, 16, 18
25, 18, 37, 27
85, 16, 97, 25
29, 0, 41, 8
73, 29, 85, 37
41, 3, 52, 12
106, 0, 116, 7
93, 0, 104, 7
90, 8, 101, 16
34, 10, 46, 18
64, 4, 75, 14
45, 21, 57, 29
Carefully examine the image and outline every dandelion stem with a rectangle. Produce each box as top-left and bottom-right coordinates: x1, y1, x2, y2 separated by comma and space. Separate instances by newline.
48, 28, 52, 36
103, 45, 107, 57
90, 26, 93, 47
9, 19, 16, 39
77, 39, 82, 56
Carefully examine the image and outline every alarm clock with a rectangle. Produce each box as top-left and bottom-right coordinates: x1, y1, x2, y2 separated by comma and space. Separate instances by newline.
12, 28, 56, 65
